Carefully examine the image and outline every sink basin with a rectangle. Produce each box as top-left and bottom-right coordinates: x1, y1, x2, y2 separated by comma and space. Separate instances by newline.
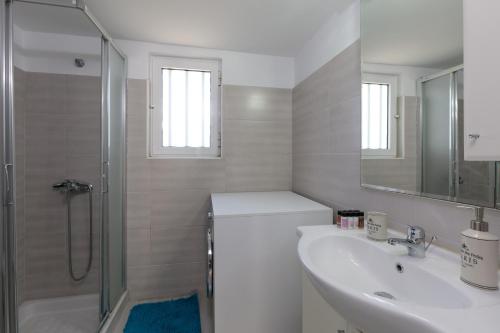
308, 235, 471, 309
298, 226, 500, 333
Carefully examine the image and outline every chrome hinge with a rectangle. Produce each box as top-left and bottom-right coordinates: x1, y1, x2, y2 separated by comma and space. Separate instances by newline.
218, 132, 222, 148
75, 0, 86, 10
102, 161, 110, 193
218, 71, 222, 87
3, 163, 14, 206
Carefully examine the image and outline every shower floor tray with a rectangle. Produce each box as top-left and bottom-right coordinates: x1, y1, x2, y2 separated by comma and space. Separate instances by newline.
19, 294, 99, 333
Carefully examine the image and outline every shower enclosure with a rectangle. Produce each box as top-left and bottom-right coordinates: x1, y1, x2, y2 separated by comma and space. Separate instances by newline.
1, 1, 127, 332
419, 66, 496, 206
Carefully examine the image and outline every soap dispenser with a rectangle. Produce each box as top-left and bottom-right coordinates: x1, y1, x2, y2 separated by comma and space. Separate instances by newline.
459, 206, 499, 290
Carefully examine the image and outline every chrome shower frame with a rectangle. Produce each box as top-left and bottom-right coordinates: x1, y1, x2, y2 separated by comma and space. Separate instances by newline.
2, 1, 17, 332
1, 0, 128, 332
1, 0, 8, 331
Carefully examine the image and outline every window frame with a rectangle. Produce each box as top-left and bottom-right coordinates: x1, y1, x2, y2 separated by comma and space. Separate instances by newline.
362, 72, 399, 159
149, 55, 222, 158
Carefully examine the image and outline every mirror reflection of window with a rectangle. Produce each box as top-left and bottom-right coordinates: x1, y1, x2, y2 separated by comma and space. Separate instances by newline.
362, 73, 398, 158
362, 83, 389, 150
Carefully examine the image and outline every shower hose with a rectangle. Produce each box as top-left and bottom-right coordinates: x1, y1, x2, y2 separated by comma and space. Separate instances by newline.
65, 186, 94, 282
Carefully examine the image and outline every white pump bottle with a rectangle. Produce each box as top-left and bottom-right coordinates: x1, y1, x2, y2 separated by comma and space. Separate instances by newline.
459, 206, 499, 290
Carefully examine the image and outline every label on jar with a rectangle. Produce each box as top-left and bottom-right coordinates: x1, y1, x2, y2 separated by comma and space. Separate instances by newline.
366, 214, 387, 240
461, 243, 483, 268
367, 218, 382, 233
460, 235, 499, 290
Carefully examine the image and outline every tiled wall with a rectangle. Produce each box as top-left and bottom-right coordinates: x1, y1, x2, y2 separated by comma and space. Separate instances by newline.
293, 42, 361, 209
126, 80, 292, 300
292, 41, 500, 251
15, 68, 101, 301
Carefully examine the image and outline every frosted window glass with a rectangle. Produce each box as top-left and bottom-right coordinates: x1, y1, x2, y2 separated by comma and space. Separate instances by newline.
162, 68, 211, 148
362, 83, 389, 150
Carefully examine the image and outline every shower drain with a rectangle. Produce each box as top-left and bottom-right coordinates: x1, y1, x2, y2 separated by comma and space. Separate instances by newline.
374, 291, 396, 300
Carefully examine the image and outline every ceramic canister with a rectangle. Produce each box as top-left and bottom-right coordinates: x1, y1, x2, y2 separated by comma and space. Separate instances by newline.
366, 211, 388, 240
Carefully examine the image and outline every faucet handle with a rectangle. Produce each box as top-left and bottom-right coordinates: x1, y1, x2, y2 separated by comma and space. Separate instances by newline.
425, 235, 438, 251
407, 225, 425, 242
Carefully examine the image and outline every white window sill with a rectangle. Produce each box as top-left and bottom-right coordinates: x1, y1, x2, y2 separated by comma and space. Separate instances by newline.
361, 155, 401, 160
147, 155, 223, 160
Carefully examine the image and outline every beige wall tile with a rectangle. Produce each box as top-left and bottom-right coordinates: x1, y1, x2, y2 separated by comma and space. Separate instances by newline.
223, 85, 292, 122
149, 159, 226, 192
150, 227, 206, 265
127, 192, 152, 229
225, 154, 291, 192
150, 190, 211, 229
224, 119, 292, 156
127, 262, 204, 300
127, 228, 152, 268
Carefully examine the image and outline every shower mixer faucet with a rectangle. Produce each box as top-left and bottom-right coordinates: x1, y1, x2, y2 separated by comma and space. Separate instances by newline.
53, 179, 92, 193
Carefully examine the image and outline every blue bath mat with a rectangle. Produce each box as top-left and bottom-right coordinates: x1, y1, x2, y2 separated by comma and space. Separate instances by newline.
124, 294, 201, 333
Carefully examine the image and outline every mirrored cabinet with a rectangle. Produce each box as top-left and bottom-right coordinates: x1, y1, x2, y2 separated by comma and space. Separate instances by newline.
361, 0, 500, 209
463, 0, 500, 161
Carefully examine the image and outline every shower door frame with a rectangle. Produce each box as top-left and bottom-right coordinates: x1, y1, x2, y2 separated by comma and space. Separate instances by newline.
2, 1, 17, 332
418, 65, 462, 201
1, 0, 7, 331
99, 36, 128, 326
1, 0, 128, 332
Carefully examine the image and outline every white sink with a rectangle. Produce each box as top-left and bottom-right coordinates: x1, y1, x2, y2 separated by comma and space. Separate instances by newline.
298, 226, 500, 333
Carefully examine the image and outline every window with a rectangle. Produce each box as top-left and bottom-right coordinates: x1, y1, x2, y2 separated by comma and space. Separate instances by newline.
149, 56, 221, 158
362, 73, 398, 158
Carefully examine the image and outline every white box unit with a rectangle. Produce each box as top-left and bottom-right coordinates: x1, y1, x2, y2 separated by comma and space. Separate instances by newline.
209, 191, 332, 333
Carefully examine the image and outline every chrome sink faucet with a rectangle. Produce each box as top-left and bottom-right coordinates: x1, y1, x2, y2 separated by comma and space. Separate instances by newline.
387, 225, 436, 258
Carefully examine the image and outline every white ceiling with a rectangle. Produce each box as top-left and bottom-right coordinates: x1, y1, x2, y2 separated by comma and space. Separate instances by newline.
83, 0, 353, 57
362, 0, 463, 69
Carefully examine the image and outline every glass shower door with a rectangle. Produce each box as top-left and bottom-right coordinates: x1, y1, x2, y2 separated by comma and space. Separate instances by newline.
421, 74, 454, 198
101, 39, 127, 319
420, 68, 496, 206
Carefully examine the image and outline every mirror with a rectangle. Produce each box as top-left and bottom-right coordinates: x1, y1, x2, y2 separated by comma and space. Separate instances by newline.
360, 0, 499, 208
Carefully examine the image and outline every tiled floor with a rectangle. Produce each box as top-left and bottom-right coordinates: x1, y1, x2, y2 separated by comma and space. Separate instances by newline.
19, 294, 99, 333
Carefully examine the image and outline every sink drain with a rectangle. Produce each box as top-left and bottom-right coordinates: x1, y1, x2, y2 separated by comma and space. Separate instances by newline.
374, 291, 396, 300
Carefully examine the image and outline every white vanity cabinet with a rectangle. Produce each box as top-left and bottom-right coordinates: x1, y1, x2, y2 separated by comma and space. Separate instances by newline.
463, 0, 500, 160
302, 271, 365, 333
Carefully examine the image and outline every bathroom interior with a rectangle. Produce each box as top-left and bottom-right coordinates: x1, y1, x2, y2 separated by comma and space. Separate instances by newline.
1, 0, 500, 332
